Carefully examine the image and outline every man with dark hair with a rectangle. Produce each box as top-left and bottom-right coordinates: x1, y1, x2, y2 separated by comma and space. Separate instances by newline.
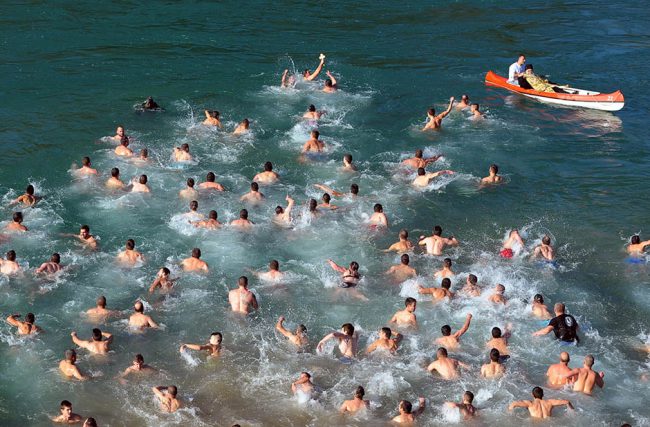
317, 323, 358, 359
427, 347, 469, 380
240, 182, 265, 204
276, 316, 308, 347
198, 171, 225, 191
508, 386, 574, 419
35, 253, 63, 274
418, 277, 454, 301
534, 303, 579, 344
389, 297, 418, 327
366, 327, 402, 354
0, 250, 21, 275
231, 209, 253, 229
445, 391, 477, 419
5, 211, 28, 232
436, 313, 473, 350
71, 328, 113, 355
412, 167, 454, 187
385, 253, 417, 282
340, 385, 369, 413
392, 398, 426, 423
120, 353, 155, 379
423, 97, 454, 130
384, 229, 414, 253
401, 149, 443, 169
117, 239, 144, 266
181, 248, 208, 272
179, 178, 199, 200
481, 164, 503, 185
152, 385, 180, 412
6, 312, 40, 335
302, 129, 325, 153
51, 400, 82, 423
481, 348, 506, 378
418, 225, 459, 255
59, 349, 88, 380
228, 276, 258, 314
253, 161, 280, 184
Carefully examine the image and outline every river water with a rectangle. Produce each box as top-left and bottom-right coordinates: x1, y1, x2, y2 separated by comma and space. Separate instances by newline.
1, 1, 649, 426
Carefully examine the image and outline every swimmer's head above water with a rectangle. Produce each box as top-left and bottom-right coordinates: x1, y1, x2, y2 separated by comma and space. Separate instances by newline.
341, 323, 355, 336
239, 209, 248, 219
190, 200, 198, 211
441, 278, 451, 290
405, 297, 417, 312
191, 248, 201, 259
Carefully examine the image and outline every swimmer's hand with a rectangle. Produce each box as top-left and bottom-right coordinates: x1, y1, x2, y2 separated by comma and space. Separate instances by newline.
278, 316, 285, 322
179, 344, 186, 353
449, 96, 455, 102
319, 53, 325, 61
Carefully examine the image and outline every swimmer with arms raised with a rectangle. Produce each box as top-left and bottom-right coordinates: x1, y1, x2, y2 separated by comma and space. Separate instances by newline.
50, 400, 82, 424
328, 259, 361, 288
340, 386, 369, 414
116, 239, 144, 266
423, 97, 454, 130
392, 398, 426, 424
627, 235, 650, 256
128, 301, 159, 330
71, 328, 113, 355
173, 143, 192, 162
253, 161, 280, 184
389, 297, 418, 328
317, 323, 358, 359
480, 164, 503, 186
198, 172, 225, 191
291, 372, 315, 397
412, 168, 454, 187
418, 277, 454, 301
274, 196, 294, 225
181, 248, 209, 272
180, 332, 223, 357
385, 254, 417, 282
228, 276, 258, 314
6, 312, 41, 335
401, 149, 443, 169
445, 391, 477, 419
366, 327, 402, 354
203, 110, 222, 127
508, 386, 574, 419
427, 347, 469, 380
460, 274, 481, 297
384, 229, 414, 253
152, 385, 180, 413
436, 313, 472, 350
323, 71, 338, 92
59, 349, 88, 381
418, 225, 459, 255
302, 54, 326, 81
276, 316, 308, 347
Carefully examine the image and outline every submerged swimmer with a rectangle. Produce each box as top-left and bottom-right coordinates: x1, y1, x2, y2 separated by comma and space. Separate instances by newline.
255, 259, 284, 281
385, 254, 417, 282
180, 332, 223, 357
59, 349, 88, 381
436, 313, 473, 350
384, 229, 414, 253
142, 96, 161, 110
501, 229, 524, 258
366, 327, 402, 355
328, 259, 361, 288
182, 200, 202, 219
35, 252, 63, 275
389, 297, 418, 328
203, 110, 222, 127
340, 386, 370, 414
445, 391, 477, 419
6, 312, 41, 335
412, 167, 454, 187
418, 277, 454, 301
317, 323, 358, 359
423, 97, 454, 131
323, 70, 338, 92
71, 328, 113, 355
253, 161, 279, 184
198, 172, 225, 191
419, 225, 459, 256
116, 239, 144, 266
149, 267, 177, 293
179, 178, 199, 199
9, 184, 38, 207
228, 276, 258, 314
480, 164, 503, 186
401, 149, 443, 169
181, 248, 209, 272
302, 129, 325, 153
508, 386, 574, 419
481, 348, 506, 378
0, 250, 21, 275
276, 316, 308, 347
128, 301, 159, 330
427, 347, 469, 380
392, 398, 426, 424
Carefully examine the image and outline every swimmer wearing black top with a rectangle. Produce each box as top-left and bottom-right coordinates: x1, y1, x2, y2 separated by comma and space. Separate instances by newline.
533, 303, 579, 343
328, 259, 360, 288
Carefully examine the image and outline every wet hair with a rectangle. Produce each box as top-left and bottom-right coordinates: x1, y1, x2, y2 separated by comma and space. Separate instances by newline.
401, 254, 410, 265
308, 104, 316, 112
471, 103, 480, 109
405, 297, 416, 307
275, 206, 284, 215
84, 417, 97, 427
554, 302, 565, 314
355, 385, 365, 399
311, 129, 320, 139
134, 301, 144, 313
496, 284, 505, 293
81, 225, 90, 233
238, 276, 248, 287
415, 149, 423, 158
373, 203, 383, 213
187, 178, 195, 188
264, 161, 273, 172
437, 347, 448, 357
534, 294, 544, 303
298, 324, 307, 333
585, 354, 595, 367
64, 348, 76, 361
417, 167, 426, 176
208, 210, 218, 220
161, 267, 170, 276
82, 156, 91, 166
192, 248, 201, 258
210, 332, 223, 342
560, 351, 570, 363
490, 348, 500, 362
399, 229, 409, 239
13, 212, 22, 223
120, 136, 129, 146
301, 371, 311, 379
441, 278, 451, 289
309, 198, 317, 212
25, 313, 35, 324
270, 259, 279, 270
111, 167, 120, 177
532, 386, 543, 399
433, 225, 442, 236
140, 148, 148, 158
139, 174, 148, 184
443, 258, 452, 267
209, 110, 220, 119
126, 239, 135, 250
181, 143, 190, 152
206, 172, 216, 182
51, 253, 61, 263
400, 400, 413, 414
251, 182, 259, 191
26, 185, 35, 195
322, 193, 331, 203
97, 296, 106, 308
189, 200, 198, 211
135, 354, 144, 364
240, 209, 248, 219
349, 261, 360, 272
428, 108, 436, 116
441, 325, 452, 336
489, 164, 499, 174
341, 323, 354, 336
168, 385, 178, 397
381, 327, 392, 338
461, 94, 469, 101
344, 153, 352, 163
92, 328, 102, 341
542, 235, 551, 245
464, 391, 474, 403
491, 327, 502, 338
631, 235, 640, 244
350, 184, 359, 195
6, 250, 16, 261
60, 400, 72, 410
468, 274, 478, 285
242, 118, 250, 127
325, 79, 333, 87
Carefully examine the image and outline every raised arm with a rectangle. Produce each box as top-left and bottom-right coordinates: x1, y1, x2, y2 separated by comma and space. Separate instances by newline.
285, 196, 295, 215
102, 331, 113, 344
325, 71, 337, 86
453, 314, 473, 338
152, 386, 165, 400
180, 343, 209, 352
281, 69, 289, 87
149, 277, 162, 293
275, 316, 293, 339
314, 183, 344, 197
508, 400, 530, 411
317, 332, 338, 351
424, 154, 443, 165
305, 58, 325, 81
6, 314, 21, 327
71, 332, 88, 349
437, 97, 455, 119
327, 259, 346, 273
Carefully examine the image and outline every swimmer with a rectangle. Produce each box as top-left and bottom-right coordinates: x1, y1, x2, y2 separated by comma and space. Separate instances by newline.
460, 274, 481, 297
50, 400, 82, 424
142, 96, 161, 110
240, 182, 265, 204
313, 183, 359, 198
308, 198, 320, 217
480, 164, 503, 186
302, 53, 326, 81
531, 294, 553, 320
384, 229, 414, 253
5, 212, 28, 232
149, 267, 177, 293
203, 110, 222, 127
627, 235, 650, 255
427, 347, 469, 380
339, 386, 370, 414
276, 316, 308, 347
317, 323, 358, 358
64, 225, 97, 249
59, 349, 88, 381
418, 277, 454, 301
418, 225, 459, 255
328, 259, 361, 288
255, 259, 284, 281
302, 129, 325, 153
531, 235, 555, 261
180, 332, 223, 357
436, 313, 472, 350
392, 398, 426, 424
85, 296, 119, 320
291, 372, 315, 396
369, 203, 389, 228
534, 303, 579, 343
231, 209, 254, 229
253, 161, 280, 184
366, 327, 402, 354
470, 103, 483, 118
508, 386, 574, 419
35, 252, 63, 275
303, 104, 325, 120
114, 136, 133, 156
106, 167, 125, 189
389, 297, 418, 328
545, 352, 575, 386
318, 193, 338, 210
0, 250, 21, 275
486, 325, 511, 355
179, 178, 199, 199
561, 354, 605, 395
488, 284, 507, 305
445, 391, 477, 419
130, 174, 150, 193
273, 196, 294, 225
434, 258, 455, 279
152, 385, 180, 413
83, 419, 97, 427
9, 184, 38, 207
500, 229, 524, 258
191, 210, 221, 229
119, 353, 155, 379
323, 70, 338, 92
342, 153, 357, 172
232, 118, 250, 135
423, 97, 454, 130
112, 125, 126, 141
481, 348, 506, 378
181, 248, 209, 272
198, 172, 225, 191
77, 156, 98, 176
182, 200, 202, 219
116, 239, 144, 266
137, 148, 149, 162
412, 167, 454, 187
128, 301, 159, 330
173, 143, 192, 162
281, 69, 296, 88
385, 254, 417, 282
456, 94, 470, 110
228, 276, 258, 314
6, 312, 40, 335
401, 149, 443, 169
71, 328, 113, 355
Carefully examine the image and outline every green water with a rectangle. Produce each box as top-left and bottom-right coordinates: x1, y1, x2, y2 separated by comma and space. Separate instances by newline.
1, 1, 649, 426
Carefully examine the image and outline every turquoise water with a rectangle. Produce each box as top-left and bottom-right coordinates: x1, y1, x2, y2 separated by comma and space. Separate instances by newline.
1, 1, 650, 426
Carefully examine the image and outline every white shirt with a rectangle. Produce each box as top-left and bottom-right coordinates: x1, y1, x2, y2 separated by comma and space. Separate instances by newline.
508, 62, 525, 84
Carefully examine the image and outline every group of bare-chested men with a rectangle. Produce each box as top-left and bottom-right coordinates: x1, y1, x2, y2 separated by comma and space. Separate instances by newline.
2, 54, 645, 426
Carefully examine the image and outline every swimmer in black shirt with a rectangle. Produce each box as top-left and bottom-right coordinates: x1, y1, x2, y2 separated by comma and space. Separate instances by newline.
533, 303, 579, 343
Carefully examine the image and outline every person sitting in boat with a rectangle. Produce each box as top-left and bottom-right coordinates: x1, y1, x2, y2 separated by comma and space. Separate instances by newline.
522, 65, 569, 94
508, 54, 526, 85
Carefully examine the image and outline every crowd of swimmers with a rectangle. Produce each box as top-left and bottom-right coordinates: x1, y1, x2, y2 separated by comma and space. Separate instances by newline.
1, 53, 644, 426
